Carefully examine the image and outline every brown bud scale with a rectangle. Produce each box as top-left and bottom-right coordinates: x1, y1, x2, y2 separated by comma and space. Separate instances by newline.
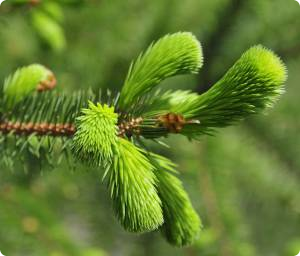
118, 117, 143, 137
157, 113, 199, 133
37, 73, 57, 92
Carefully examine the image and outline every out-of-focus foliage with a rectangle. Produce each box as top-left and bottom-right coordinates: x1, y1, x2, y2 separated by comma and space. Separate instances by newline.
3, 64, 54, 108
0, 0, 299, 255
31, 10, 66, 52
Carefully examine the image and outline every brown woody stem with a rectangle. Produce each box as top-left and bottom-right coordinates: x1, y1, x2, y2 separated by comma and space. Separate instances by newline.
0, 119, 144, 138
0, 122, 75, 137
0, 113, 199, 138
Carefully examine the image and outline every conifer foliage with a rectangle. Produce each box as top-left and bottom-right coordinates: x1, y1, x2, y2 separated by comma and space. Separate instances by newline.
0, 32, 287, 246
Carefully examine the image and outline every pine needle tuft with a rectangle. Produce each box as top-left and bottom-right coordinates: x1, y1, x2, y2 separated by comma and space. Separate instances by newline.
72, 101, 118, 166
179, 45, 287, 138
106, 138, 163, 233
149, 153, 202, 246
119, 32, 203, 109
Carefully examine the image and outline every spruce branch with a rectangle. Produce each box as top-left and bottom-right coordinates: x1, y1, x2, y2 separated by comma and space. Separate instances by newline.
0, 88, 99, 166
0, 32, 288, 246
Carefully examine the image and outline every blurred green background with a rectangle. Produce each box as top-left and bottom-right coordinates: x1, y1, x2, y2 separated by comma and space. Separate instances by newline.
0, 0, 299, 255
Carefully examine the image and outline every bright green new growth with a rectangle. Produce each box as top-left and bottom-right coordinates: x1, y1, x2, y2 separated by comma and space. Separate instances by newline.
178, 45, 287, 137
149, 153, 202, 246
118, 32, 203, 109
72, 102, 118, 166
106, 138, 163, 232
3, 64, 52, 109
140, 90, 200, 118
